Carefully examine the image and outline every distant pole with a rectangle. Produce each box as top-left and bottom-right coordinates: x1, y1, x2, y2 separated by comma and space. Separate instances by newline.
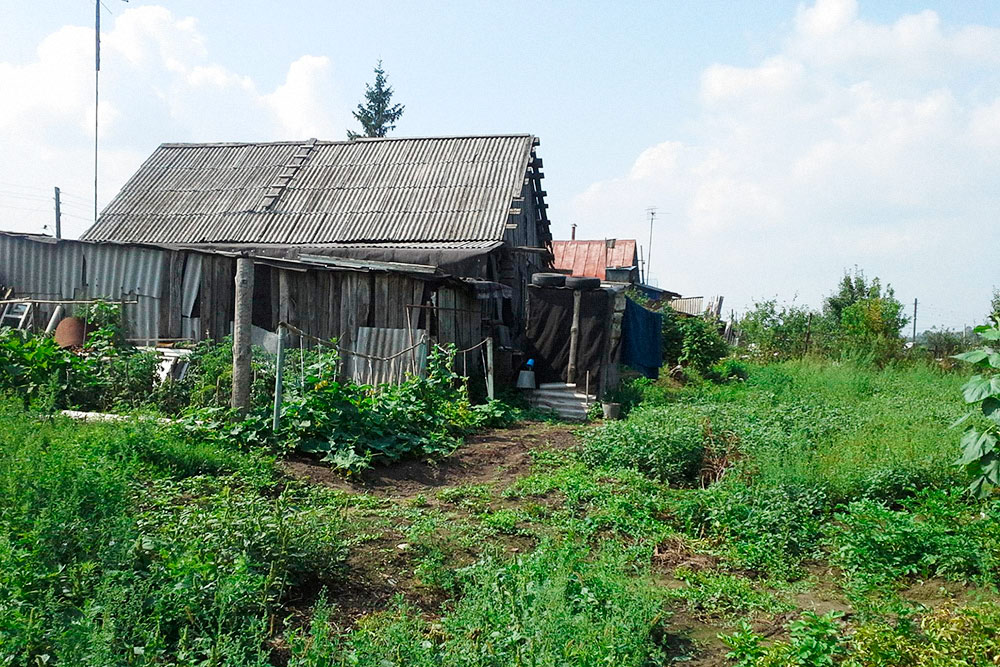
645, 208, 656, 280
53, 187, 61, 239
912, 298, 918, 344
232, 256, 254, 418
94, 0, 100, 223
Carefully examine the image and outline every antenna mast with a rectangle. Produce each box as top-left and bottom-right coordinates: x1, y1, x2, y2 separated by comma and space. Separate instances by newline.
645, 207, 657, 281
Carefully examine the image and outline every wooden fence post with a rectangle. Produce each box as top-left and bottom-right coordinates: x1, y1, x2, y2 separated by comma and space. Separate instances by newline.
567, 289, 582, 385
232, 255, 254, 418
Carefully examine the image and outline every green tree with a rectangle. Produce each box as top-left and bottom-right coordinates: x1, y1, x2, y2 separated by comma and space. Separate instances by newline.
679, 316, 729, 374
822, 268, 908, 363
739, 299, 816, 360
347, 60, 405, 139
989, 287, 1000, 326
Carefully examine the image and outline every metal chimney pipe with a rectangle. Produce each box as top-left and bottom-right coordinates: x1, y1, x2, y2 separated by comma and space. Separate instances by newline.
571, 223, 577, 240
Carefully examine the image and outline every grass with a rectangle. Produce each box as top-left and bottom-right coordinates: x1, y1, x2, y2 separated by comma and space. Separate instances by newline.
4, 358, 1000, 664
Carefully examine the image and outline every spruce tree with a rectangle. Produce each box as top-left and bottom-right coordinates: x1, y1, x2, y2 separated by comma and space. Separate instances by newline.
347, 60, 405, 139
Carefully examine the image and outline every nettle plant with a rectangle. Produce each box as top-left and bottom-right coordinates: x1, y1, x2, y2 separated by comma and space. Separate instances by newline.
953, 322, 1000, 498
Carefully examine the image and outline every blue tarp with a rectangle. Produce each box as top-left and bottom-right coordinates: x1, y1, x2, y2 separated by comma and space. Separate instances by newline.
622, 297, 663, 379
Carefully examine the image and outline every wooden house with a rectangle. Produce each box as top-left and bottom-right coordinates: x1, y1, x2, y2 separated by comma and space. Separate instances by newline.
78, 134, 553, 360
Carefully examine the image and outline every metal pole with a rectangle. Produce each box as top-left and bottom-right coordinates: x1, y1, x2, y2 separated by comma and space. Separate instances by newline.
94, 0, 100, 223
231, 256, 254, 418
272, 327, 285, 431
486, 337, 495, 401
54, 187, 61, 239
647, 209, 654, 279
912, 298, 918, 344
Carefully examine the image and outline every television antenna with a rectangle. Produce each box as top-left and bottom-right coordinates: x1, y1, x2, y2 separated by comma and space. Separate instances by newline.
94, 0, 129, 223
645, 207, 658, 282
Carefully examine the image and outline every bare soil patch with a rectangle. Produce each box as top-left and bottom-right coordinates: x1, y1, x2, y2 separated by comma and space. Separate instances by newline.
282, 421, 579, 499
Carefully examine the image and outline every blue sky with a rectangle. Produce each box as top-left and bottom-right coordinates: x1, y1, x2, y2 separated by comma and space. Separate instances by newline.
3, 0, 999, 329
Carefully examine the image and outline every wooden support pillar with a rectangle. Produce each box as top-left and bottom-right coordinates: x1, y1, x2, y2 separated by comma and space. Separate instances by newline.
567, 289, 582, 385
232, 255, 254, 418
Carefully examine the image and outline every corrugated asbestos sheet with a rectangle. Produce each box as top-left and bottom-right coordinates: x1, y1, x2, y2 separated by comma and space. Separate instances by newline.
83, 135, 536, 246
346, 327, 428, 385
0, 234, 83, 300
552, 239, 637, 280
0, 233, 167, 340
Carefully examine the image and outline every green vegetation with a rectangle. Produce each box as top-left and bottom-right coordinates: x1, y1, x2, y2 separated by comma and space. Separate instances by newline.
739, 267, 910, 365
0, 401, 345, 666
5, 284, 1000, 663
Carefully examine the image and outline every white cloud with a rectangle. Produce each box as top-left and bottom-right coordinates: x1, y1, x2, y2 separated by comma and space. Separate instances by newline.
263, 55, 340, 138
0, 6, 347, 239
570, 0, 1000, 327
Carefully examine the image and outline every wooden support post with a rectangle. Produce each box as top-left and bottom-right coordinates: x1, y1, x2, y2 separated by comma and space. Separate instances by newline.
486, 336, 495, 401
567, 289, 582, 385
272, 326, 285, 431
232, 255, 254, 418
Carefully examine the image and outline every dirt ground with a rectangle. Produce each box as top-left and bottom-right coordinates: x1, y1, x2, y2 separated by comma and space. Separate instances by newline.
282, 421, 579, 499
275, 421, 872, 666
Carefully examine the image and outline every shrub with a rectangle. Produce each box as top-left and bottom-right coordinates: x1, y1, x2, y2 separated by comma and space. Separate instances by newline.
582, 406, 704, 484
672, 482, 828, 578
711, 358, 750, 383
679, 316, 729, 374
739, 299, 815, 360
829, 491, 1000, 590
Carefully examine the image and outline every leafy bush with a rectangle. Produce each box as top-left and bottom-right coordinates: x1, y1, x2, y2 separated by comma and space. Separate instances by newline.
723, 604, 1000, 667
739, 299, 815, 360
711, 358, 750, 382
0, 404, 345, 666
582, 406, 705, 484
721, 611, 846, 667
0, 327, 90, 407
951, 322, 1000, 497
673, 482, 828, 578
829, 491, 1000, 590
679, 316, 729, 374
0, 315, 158, 412
174, 344, 505, 472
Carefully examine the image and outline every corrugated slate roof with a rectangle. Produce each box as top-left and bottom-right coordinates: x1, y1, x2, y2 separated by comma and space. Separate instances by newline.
82, 135, 538, 246
552, 239, 637, 280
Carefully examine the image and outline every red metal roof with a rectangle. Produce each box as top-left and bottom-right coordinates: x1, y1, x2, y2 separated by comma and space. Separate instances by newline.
551, 239, 637, 279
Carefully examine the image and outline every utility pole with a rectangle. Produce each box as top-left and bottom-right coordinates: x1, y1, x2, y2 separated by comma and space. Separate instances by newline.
232, 255, 254, 418
53, 187, 61, 239
912, 298, 918, 344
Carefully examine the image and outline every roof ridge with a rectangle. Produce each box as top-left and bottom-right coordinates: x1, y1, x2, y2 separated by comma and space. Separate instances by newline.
158, 134, 535, 148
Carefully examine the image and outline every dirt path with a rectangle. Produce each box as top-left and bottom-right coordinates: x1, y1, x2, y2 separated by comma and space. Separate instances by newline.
275, 421, 581, 638
281, 421, 580, 498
